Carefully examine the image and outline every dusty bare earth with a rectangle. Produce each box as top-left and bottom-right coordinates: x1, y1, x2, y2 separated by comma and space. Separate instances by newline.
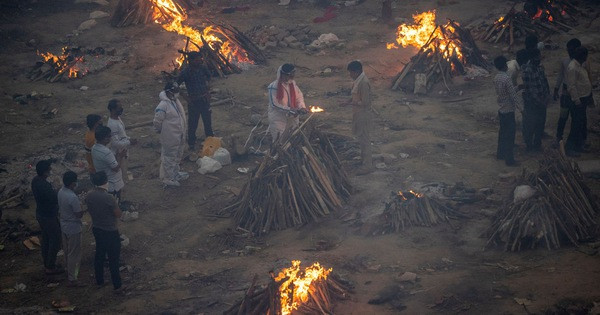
1, 0, 600, 314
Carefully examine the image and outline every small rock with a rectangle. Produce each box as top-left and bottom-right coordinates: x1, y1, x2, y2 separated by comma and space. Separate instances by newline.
283, 35, 298, 44
79, 86, 89, 91
375, 162, 387, 169
89, 10, 109, 19
478, 188, 493, 195
398, 272, 418, 283
78, 19, 97, 31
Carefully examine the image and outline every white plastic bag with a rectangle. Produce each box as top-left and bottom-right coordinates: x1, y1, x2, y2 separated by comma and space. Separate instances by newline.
197, 156, 222, 174
513, 185, 536, 204
212, 147, 232, 166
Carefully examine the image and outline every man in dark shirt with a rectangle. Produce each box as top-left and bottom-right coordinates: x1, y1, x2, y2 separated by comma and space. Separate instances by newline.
521, 48, 550, 151
176, 51, 214, 149
85, 171, 123, 290
31, 160, 63, 275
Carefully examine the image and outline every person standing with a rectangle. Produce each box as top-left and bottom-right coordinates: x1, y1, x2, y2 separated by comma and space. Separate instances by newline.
92, 126, 124, 201
521, 48, 550, 151
154, 83, 189, 187
107, 99, 134, 182
176, 52, 214, 150
341, 60, 373, 174
57, 171, 84, 286
565, 46, 594, 156
267, 63, 307, 141
554, 38, 581, 143
84, 114, 102, 174
31, 160, 63, 275
493, 56, 522, 167
85, 171, 123, 291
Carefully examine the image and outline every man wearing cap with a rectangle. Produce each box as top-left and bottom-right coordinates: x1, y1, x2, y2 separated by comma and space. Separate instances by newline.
154, 83, 188, 187
176, 52, 214, 150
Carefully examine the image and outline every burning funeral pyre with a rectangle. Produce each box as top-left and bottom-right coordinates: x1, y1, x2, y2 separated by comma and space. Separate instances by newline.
226, 116, 352, 236
224, 260, 352, 315
372, 190, 467, 234
29, 47, 123, 82
470, 1, 589, 46
111, 0, 265, 76
485, 150, 599, 251
388, 10, 489, 93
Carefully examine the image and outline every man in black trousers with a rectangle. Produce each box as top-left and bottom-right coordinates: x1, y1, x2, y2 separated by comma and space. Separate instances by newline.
521, 48, 550, 151
493, 56, 522, 166
31, 160, 63, 275
85, 171, 123, 291
177, 52, 214, 150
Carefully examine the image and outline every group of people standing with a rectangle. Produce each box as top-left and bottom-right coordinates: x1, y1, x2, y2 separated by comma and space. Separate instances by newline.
494, 36, 594, 166
31, 161, 123, 290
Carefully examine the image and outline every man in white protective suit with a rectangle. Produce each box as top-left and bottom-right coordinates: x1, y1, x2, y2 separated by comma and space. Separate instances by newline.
267, 63, 308, 142
153, 83, 189, 187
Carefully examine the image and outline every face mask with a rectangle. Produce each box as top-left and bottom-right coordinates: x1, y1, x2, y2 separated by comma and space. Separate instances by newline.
117, 109, 124, 116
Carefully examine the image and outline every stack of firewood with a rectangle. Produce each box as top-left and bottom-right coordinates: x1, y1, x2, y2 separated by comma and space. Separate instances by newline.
178, 23, 266, 77
224, 271, 352, 315
471, 1, 591, 46
111, 0, 195, 27
225, 117, 352, 235
374, 190, 468, 234
485, 151, 599, 251
391, 20, 489, 92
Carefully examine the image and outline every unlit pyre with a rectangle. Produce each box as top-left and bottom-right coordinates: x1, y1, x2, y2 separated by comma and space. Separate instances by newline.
485, 150, 599, 251
225, 117, 352, 236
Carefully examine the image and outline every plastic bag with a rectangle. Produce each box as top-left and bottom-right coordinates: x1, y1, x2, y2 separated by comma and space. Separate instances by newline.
212, 147, 231, 166
201, 137, 222, 157
197, 156, 222, 174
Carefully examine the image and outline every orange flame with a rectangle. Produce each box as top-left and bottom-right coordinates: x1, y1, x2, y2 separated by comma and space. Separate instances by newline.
37, 47, 87, 78
150, 0, 252, 67
274, 260, 332, 315
398, 190, 423, 200
310, 106, 324, 113
387, 10, 463, 64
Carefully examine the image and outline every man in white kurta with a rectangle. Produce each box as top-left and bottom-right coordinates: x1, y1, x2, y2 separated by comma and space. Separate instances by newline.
267, 64, 307, 141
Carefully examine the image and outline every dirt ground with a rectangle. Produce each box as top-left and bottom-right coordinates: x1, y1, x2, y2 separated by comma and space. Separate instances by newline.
1, 0, 600, 314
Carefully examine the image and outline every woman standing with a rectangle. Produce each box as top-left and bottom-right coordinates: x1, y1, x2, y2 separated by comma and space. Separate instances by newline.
267, 63, 307, 141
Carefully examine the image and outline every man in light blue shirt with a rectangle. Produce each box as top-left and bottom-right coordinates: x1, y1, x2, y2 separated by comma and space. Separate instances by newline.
57, 171, 84, 286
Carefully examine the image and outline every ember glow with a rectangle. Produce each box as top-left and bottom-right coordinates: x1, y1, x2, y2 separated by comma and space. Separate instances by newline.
310, 106, 324, 113
37, 47, 87, 78
398, 190, 424, 200
387, 10, 464, 63
150, 0, 252, 67
274, 260, 332, 315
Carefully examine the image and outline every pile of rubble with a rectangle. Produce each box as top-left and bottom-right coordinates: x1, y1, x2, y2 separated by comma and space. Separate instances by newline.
247, 24, 342, 51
